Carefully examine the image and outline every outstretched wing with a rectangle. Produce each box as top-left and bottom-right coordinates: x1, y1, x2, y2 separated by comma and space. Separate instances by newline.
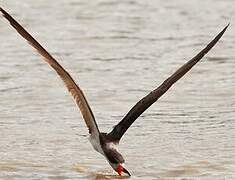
0, 7, 100, 136
108, 24, 228, 142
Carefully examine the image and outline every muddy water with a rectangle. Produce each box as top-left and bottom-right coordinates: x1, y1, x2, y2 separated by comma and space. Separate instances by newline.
0, 0, 234, 179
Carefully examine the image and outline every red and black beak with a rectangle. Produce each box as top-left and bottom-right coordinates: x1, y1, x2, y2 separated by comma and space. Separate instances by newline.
123, 167, 131, 176
117, 164, 131, 176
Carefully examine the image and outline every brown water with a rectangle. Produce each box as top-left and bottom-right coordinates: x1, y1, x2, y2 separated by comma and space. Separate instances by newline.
0, 0, 234, 179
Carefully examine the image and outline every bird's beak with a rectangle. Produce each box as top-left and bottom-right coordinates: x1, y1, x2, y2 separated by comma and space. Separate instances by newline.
123, 167, 131, 176
117, 164, 131, 176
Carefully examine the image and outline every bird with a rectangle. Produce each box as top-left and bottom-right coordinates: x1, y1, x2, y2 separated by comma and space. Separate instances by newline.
0, 7, 228, 177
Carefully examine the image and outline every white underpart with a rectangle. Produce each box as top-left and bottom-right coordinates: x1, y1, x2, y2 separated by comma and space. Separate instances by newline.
88, 134, 104, 155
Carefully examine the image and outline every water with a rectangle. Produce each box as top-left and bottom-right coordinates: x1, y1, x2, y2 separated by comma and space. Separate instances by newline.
0, 0, 234, 179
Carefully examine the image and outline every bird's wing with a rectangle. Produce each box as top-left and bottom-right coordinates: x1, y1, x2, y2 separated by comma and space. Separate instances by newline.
0, 7, 100, 136
108, 24, 228, 142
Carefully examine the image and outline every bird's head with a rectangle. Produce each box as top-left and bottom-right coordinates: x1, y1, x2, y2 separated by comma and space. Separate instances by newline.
104, 142, 131, 176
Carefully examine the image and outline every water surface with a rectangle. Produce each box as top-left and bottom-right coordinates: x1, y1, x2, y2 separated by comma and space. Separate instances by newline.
0, 0, 234, 179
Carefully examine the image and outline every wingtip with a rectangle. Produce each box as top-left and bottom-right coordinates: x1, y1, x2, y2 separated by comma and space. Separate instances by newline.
225, 23, 230, 29
0, 7, 11, 18
211, 23, 229, 45
217, 23, 229, 40
222, 23, 230, 33
0, 7, 6, 16
0, 7, 5, 12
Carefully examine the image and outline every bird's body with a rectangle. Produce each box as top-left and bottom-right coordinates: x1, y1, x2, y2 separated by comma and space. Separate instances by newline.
89, 134, 104, 155
0, 7, 228, 177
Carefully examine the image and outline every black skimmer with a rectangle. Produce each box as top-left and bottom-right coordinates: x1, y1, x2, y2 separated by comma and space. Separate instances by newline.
0, 7, 228, 177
